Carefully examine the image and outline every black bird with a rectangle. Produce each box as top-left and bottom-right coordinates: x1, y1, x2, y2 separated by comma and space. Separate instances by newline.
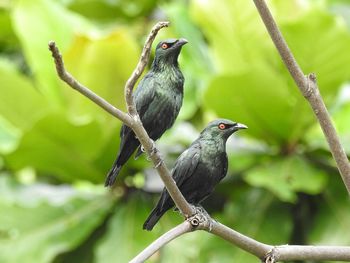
105, 38, 188, 187
143, 119, 247, 231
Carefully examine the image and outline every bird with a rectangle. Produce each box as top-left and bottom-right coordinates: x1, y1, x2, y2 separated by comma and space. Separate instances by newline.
143, 119, 247, 231
105, 38, 188, 187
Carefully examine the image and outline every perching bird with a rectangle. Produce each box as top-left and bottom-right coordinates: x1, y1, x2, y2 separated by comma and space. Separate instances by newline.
105, 38, 188, 187
143, 119, 247, 231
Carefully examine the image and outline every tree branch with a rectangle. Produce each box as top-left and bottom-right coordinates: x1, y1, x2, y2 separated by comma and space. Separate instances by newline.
252, 0, 350, 194
132, 209, 350, 262
129, 221, 192, 263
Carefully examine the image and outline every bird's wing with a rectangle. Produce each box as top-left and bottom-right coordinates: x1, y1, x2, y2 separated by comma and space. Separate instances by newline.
172, 142, 201, 188
216, 152, 228, 181
134, 73, 159, 118
159, 142, 201, 210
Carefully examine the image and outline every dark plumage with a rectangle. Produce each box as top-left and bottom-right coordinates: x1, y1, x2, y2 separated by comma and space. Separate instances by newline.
143, 119, 247, 231
105, 38, 188, 187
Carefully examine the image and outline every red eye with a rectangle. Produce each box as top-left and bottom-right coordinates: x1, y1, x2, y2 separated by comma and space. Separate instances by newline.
161, 43, 168, 49
218, 123, 226, 130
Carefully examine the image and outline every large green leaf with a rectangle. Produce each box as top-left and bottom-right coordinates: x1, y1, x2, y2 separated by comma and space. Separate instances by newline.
5, 113, 109, 183
66, 0, 158, 21
11, 0, 92, 107
63, 29, 139, 119
195, 0, 350, 142
0, 175, 113, 263
203, 67, 314, 144
190, 0, 271, 74
309, 174, 350, 246
0, 58, 47, 130
245, 156, 328, 202
95, 194, 159, 262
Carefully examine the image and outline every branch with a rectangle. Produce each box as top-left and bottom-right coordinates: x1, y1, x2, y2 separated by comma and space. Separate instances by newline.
252, 0, 350, 194
48, 22, 193, 218
132, 208, 350, 262
210, 221, 350, 262
129, 221, 192, 263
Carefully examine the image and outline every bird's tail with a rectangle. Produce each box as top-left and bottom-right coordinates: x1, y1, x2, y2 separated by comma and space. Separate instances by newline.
104, 165, 122, 187
143, 204, 168, 231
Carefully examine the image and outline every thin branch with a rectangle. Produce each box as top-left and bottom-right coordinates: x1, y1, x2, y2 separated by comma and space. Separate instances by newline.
276, 245, 350, 262
124, 21, 169, 116
131, 209, 350, 262
210, 221, 271, 258
129, 221, 192, 263
210, 222, 350, 261
252, 0, 350, 194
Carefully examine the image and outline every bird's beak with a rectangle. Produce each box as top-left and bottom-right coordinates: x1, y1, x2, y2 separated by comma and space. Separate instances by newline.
175, 38, 188, 48
231, 123, 248, 132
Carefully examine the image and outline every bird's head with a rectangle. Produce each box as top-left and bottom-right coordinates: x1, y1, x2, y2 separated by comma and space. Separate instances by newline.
153, 38, 188, 66
200, 119, 247, 141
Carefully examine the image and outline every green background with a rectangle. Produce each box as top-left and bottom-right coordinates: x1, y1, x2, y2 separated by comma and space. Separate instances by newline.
0, 0, 349, 262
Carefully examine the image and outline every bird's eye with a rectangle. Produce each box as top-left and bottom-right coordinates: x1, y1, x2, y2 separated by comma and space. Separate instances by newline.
161, 43, 169, 49
218, 123, 226, 130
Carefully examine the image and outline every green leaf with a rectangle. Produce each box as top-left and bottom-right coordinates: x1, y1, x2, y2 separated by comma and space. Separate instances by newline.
95, 194, 159, 262
203, 67, 313, 144
280, 9, 350, 102
195, 0, 350, 142
244, 156, 328, 202
0, 175, 113, 263
66, 0, 158, 21
63, 30, 139, 119
11, 0, 92, 107
309, 173, 350, 245
190, 0, 271, 74
0, 58, 47, 130
5, 113, 109, 183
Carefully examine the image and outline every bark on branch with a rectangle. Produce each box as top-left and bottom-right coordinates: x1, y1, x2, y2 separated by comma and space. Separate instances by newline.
252, 0, 350, 194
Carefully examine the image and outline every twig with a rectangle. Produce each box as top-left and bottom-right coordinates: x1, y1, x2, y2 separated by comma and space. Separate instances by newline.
210, 222, 350, 261
210, 221, 271, 258
252, 0, 350, 194
129, 221, 192, 263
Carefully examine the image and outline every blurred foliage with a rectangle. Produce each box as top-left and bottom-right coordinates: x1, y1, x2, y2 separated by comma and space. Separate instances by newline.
0, 0, 349, 262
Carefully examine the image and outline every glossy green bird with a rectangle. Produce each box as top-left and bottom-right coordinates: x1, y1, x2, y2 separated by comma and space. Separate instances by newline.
105, 38, 188, 187
143, 119, 247, 231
